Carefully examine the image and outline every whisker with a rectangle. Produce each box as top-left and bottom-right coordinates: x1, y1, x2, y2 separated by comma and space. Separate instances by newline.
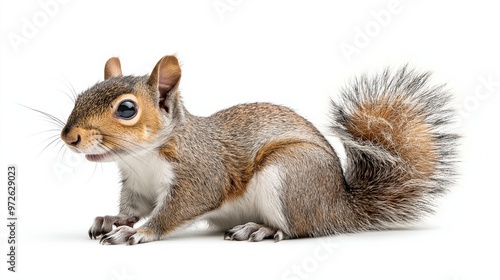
85, 162, 100, 185
38, 137, 63, 157
100, 144, 147, 186
28, 129, 62, 138
55, 77, 79, 103
20, 104, 67, 158
103, 138, 152, 168
34, 116, 64, 129
100, 133, 153, 152
66, 81, 79, 102
56, 141, 67, 161
108, 142, 149, 166
20, 105, 66, 127
57, 89, 76, 104
38, 134, 61, 147
61, 147, 70, 164
100, 136, 163, 169
99, 133, 153, 153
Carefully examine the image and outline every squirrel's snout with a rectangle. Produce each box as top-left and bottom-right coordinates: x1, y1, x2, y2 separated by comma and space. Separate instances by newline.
68, 135, 81, 147
61, 126, 82, 148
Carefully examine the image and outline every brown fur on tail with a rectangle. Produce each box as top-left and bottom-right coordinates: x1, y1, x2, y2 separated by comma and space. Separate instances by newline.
330, 67, 458, 229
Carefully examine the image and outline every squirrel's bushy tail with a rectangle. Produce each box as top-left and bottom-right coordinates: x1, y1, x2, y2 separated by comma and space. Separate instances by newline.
330, 67, 458, 230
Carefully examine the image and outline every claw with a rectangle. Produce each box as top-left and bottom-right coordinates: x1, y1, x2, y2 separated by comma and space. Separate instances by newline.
223, 231, 234, 240
273, 230, 286, 242
88, 215, 139, 241
127, 236, 135, 245
99, 236, 107, 245
224, 222, 284, 242
100, 232, 119, 245
98, 226, 137, 245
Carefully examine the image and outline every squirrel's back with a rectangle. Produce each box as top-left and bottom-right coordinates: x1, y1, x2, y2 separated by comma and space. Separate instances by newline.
211, 102, 332, 151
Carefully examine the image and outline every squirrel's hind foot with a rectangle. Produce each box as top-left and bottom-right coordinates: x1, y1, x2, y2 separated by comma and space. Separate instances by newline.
224, 222, 287, 242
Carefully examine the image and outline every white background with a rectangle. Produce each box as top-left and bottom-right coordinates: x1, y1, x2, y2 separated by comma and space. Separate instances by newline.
1, 0, 499, 279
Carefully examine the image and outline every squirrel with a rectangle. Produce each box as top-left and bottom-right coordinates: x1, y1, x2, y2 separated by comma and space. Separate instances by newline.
60, 55, 458, 245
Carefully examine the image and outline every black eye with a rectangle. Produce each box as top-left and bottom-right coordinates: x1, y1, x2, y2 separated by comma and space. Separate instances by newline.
116, 100, 137, 119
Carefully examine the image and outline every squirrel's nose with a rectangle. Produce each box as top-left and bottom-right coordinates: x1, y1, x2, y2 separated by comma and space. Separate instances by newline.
61, 127, 82, 147
69, 135, 81, 147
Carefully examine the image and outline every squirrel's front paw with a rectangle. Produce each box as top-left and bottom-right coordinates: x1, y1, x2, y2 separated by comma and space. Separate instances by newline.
100, 226, 159, 245
100, 226, 136, 245
88, 215, 139, 239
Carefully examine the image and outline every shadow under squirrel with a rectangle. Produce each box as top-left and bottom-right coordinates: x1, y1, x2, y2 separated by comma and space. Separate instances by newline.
60, 55, 458, 245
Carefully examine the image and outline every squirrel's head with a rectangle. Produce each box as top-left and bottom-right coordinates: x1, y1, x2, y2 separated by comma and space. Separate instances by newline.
61, 55, 183, 162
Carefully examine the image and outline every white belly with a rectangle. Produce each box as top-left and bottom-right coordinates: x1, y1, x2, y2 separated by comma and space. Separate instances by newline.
204, 165, 290, 234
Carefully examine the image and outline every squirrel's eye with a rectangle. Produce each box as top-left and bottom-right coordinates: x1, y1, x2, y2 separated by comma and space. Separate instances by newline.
116, 100, 137, 119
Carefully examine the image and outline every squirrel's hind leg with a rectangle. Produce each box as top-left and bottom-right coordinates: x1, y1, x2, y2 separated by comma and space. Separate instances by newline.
249, 140, 347, 238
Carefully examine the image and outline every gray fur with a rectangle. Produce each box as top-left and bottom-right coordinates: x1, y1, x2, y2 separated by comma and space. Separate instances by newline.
330, 66, 459, 230
63, 58, 458, 243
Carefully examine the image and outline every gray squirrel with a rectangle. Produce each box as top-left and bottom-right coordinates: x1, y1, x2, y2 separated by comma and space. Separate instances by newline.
60, 55, 457, 245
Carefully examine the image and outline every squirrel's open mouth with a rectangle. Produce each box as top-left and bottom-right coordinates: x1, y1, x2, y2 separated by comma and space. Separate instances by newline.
85, 152, 114, 162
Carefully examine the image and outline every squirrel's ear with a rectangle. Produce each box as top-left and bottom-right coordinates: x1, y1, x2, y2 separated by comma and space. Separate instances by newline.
104, 57, 123, 80
147, 55, 182, 98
